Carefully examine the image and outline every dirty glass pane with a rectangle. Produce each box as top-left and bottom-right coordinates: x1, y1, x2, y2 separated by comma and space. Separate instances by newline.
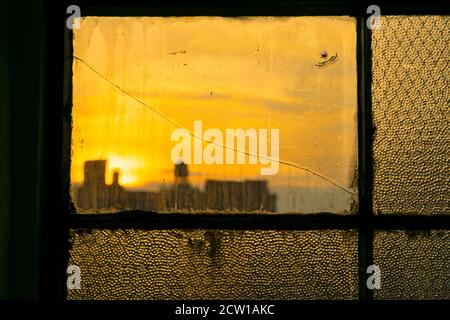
372, 16, 450, 215
67, 229, 358, 300
70, 16, 358, 214
373, 230, 450, 300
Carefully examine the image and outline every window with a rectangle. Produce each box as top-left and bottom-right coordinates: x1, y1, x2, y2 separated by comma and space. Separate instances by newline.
70, 16, 358, 215
60, 5, 449, 301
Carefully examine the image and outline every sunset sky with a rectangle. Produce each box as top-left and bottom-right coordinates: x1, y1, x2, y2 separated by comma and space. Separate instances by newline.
71, 16, 357, 211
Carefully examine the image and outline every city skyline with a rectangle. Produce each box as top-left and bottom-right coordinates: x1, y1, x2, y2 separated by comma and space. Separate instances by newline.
75, 159, 277, 213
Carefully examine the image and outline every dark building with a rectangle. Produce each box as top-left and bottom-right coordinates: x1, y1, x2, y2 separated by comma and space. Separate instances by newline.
205, 180, 276, 212
174, 161, 189, 185
77, 160, 110, 210
76, 160, 276, 212
76, 160, 156, 211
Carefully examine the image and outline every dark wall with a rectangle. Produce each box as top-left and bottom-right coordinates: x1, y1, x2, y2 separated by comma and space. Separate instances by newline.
0, 1, 11, 300
0, 0, 45, 299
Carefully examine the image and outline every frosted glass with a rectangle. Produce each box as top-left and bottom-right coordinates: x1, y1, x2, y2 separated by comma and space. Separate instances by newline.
374, 230, 450, 299
372, 16, 450, 215
68, 229, 358, 299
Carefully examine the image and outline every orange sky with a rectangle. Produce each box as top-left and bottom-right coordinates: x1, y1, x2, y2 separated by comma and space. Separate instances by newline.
71, 16, 357, 200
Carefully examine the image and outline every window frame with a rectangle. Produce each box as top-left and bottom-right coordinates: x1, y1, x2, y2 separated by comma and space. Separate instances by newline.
39, 0, 450, 301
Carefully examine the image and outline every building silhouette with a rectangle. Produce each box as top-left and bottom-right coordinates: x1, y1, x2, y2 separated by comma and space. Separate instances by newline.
76, 160, 276, 212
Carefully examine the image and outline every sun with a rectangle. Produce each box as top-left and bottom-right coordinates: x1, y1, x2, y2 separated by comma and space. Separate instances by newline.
104, 154, 145, 187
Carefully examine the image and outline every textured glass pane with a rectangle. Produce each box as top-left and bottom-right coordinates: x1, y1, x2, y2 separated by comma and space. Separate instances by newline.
70, 16, 358, 214
68, 229, 358, 300
372, 16, 450, 215
374, 230, 450, 300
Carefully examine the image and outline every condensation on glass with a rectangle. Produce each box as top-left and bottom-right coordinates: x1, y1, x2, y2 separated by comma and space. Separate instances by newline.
70, 16, 358, 214
371, 16, 450, 215
68, 229, 358, 300
373, 230, 450, 300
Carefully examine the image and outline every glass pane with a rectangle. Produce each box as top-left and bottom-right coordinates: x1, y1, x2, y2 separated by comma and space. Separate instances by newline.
373, 230, 450, 300
68, 229, 358, 299
70, 16, 358, 214
372, 16, 450, 215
